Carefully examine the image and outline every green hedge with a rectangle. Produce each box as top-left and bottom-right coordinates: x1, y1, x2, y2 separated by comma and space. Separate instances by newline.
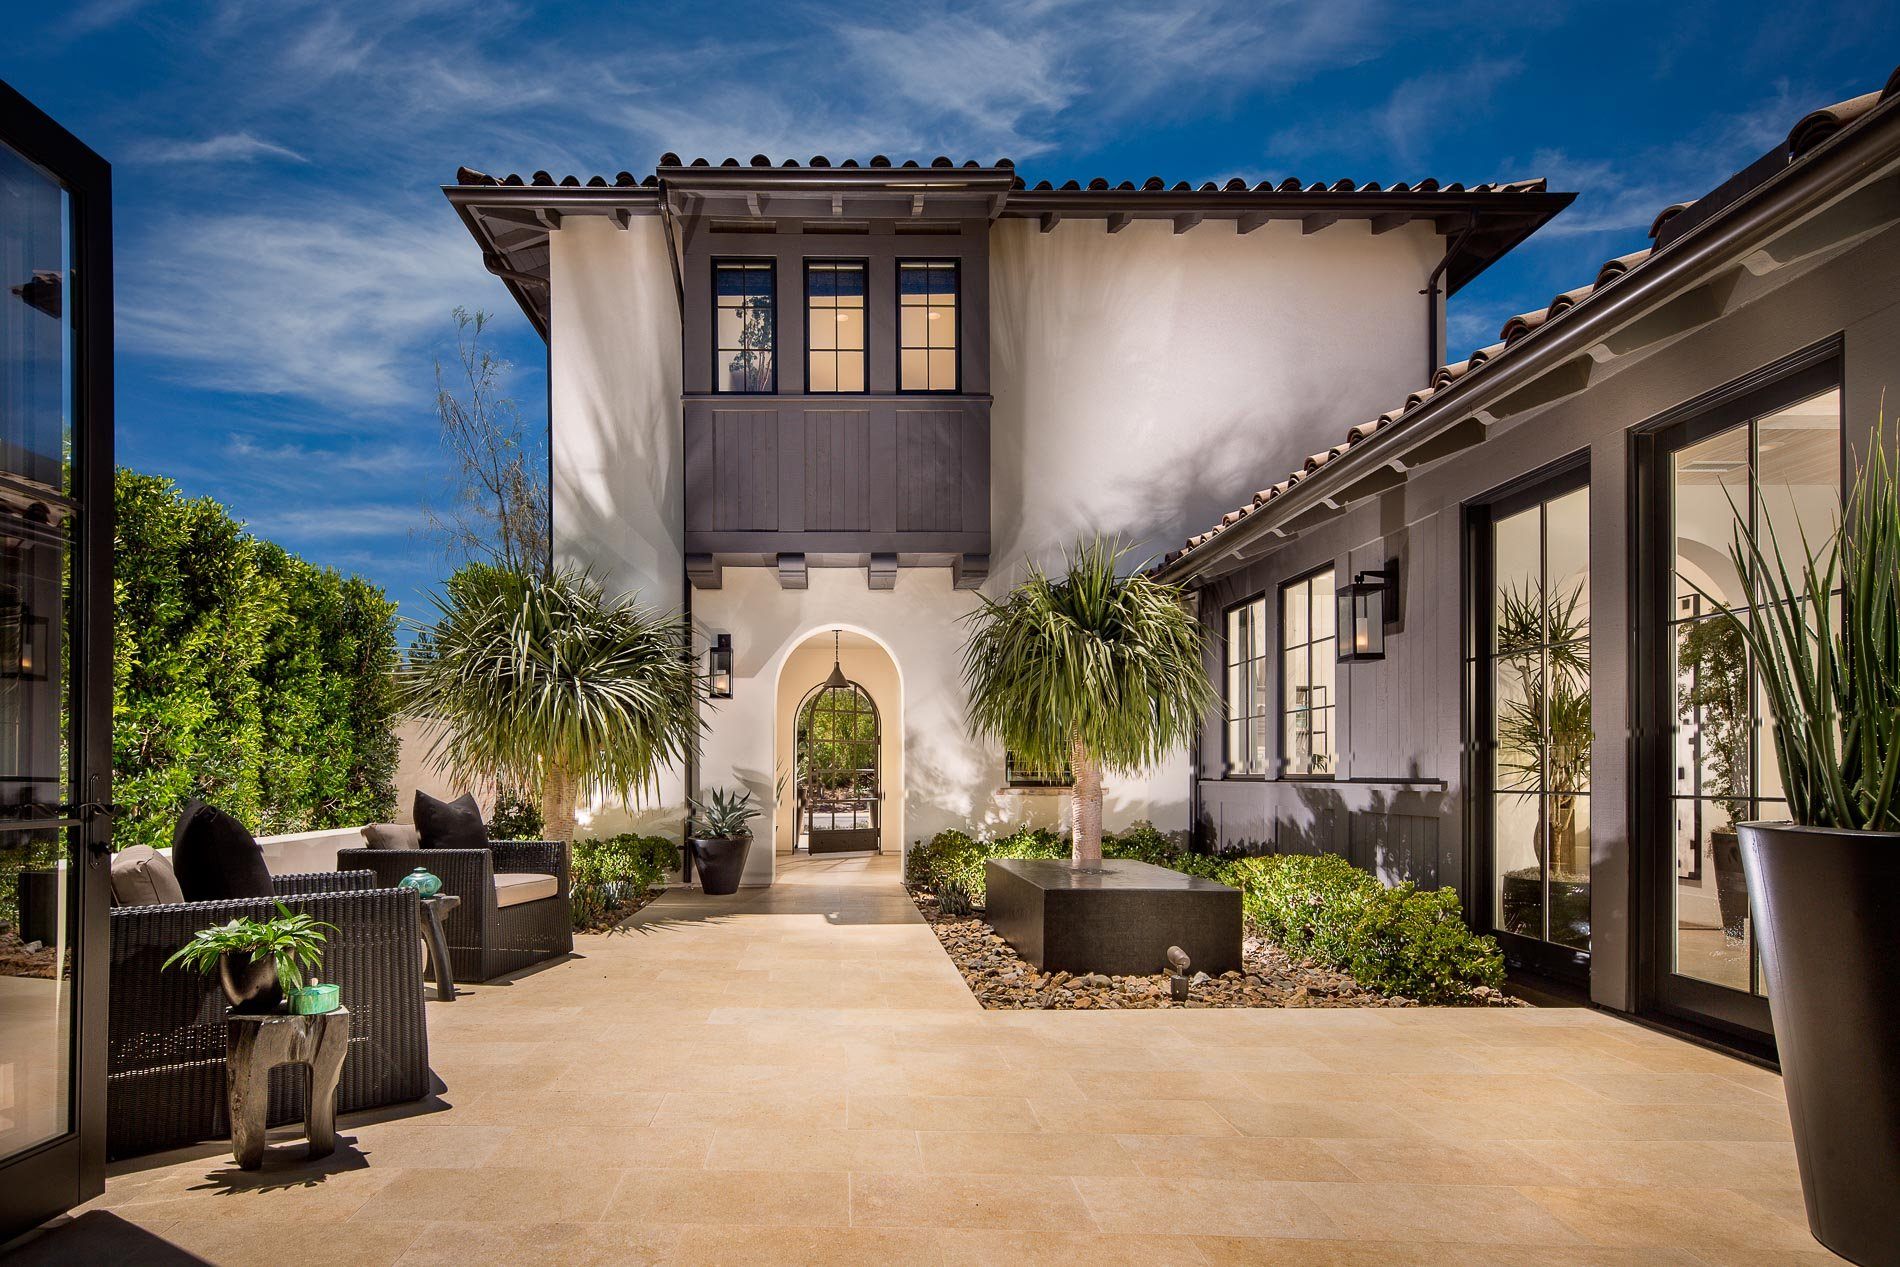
571, 833, 677, 930
113, 470, 399, 849
907, 825, 1504, 1003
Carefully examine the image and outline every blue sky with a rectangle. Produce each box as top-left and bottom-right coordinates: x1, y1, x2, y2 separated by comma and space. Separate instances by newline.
5, 1, 1894, 625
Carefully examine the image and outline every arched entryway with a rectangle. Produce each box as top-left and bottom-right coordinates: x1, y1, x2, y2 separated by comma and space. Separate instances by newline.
773, 629, 902, 857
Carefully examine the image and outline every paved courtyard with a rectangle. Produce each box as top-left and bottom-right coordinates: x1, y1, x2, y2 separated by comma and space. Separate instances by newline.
16, 853, 1838, 1265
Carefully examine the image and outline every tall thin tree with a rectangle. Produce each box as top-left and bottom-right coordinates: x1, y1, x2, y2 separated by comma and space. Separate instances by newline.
961, 539, 1214, 863
426, 307, 550, 575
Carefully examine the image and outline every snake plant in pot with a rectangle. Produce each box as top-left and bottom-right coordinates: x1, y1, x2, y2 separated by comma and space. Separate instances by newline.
688, 787, 761, 895
1691, 432, 1900, 1266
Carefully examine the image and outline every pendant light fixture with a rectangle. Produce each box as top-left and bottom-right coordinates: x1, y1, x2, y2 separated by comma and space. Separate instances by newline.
823, 628, 850, 690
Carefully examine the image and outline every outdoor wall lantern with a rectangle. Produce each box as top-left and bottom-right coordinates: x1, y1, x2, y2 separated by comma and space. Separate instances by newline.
1336, 560, 1398, 663
707, 633, 734, 699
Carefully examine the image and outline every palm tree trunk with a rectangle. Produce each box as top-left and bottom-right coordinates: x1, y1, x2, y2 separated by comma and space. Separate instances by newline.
540, 763, 578, 843
1070, 736, 1103, 864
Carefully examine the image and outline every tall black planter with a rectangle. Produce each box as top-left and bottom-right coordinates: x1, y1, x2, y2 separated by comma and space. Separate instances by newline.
690, 835, 752, 896
1739, 822, 1900, 1267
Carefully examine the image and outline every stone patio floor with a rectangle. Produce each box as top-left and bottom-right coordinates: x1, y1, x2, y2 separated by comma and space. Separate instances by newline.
14, 852, 1842, 1265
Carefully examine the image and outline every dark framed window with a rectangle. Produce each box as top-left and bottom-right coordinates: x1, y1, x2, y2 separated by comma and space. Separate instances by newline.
713, 259, 775, 393
1006, 750, 1072, 788
1222, 595, 1269, 776
898, 259, 958, 392
805, 260, 866, 393
1280, 567, 1336, 776
1468, 465, 1591, 970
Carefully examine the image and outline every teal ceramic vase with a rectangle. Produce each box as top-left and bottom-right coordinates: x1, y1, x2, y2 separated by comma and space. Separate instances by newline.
288, 981, 340, 1015
398, 867, 442, 898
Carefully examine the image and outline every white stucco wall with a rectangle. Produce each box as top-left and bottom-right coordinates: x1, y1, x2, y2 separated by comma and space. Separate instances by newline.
989, 216, 1441, 570
548, 214, 689, 839
552, 211, 1446, 872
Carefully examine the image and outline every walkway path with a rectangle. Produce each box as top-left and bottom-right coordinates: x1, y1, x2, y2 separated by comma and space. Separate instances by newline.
22, 853, 1839, 1265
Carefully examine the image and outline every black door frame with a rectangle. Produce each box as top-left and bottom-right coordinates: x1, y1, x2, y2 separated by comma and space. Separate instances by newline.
1630, 340, 1842, 1051
1464, 453, 1592, 986
0, 78, 114, 1243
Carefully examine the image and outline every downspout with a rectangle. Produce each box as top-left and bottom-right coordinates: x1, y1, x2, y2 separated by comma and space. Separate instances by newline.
663, 180, 695, 880
1421, 217, 1476, 383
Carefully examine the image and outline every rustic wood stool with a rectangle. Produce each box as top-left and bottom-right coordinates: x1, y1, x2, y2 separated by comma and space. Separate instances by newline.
224, 1007, 351, 1169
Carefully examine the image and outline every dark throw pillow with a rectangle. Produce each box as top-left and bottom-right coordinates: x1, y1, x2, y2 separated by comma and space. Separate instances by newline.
171, 800, 273, 902
414, 790, 488, 851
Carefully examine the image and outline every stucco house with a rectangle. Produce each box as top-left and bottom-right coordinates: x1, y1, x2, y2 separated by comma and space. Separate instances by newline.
444, 155, 1570, 887
1153, 69, 1900, 1053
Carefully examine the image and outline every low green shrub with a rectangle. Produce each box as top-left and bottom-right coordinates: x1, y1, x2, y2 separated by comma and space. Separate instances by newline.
571, 833, 677, 930
1341, 883, 1507, 1002
488, 787, 544, 840
1232, 853, 1379, 961
1101, 821, 1181, 866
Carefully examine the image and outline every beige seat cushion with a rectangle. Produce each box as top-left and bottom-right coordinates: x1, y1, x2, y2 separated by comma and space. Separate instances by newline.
110, 845, 186, 907
493, 872, 558, 908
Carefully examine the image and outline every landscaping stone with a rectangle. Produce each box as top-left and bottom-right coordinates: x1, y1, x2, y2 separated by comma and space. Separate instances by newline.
912, 888, 1520, 1010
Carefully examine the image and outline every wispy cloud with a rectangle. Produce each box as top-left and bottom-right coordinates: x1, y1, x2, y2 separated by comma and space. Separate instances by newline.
120, 201, 483, 409
1267, 57, 1524, 170
131, 132, 307, 165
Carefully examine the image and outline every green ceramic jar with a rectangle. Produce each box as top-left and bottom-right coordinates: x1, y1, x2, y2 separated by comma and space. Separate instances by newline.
398, 867, 443, 898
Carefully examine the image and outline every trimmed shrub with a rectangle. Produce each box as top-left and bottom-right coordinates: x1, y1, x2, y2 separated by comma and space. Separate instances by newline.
1101, 821, 1181, 866
488, 787, 545, 840
570, 833, 677, 930
113, 470, 399, 848
1341, 883, 1507, 1002
1231, 853, 1379, 961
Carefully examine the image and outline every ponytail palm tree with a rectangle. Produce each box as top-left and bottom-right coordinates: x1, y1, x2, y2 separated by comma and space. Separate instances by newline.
399, 564, 702, 842
962, 539, 1214, 863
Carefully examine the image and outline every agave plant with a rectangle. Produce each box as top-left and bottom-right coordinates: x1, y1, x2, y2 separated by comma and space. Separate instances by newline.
399, 563, 703, 842
1689, 433, 1900, 831
961, 538, 1213, 863
689, 786, 761, 839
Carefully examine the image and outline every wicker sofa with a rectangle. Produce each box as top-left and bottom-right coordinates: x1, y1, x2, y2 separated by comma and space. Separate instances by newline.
336, 841, 571, 982
107, 870, 430, 1160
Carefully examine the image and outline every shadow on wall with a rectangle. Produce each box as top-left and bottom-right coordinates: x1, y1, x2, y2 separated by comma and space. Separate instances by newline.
1201, 759, 1458, 892
987, 220, 1380, 576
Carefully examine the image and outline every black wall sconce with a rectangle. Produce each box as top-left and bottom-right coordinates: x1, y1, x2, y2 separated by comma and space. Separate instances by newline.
706, 633, 734, 698
1336, 560, 1398, 663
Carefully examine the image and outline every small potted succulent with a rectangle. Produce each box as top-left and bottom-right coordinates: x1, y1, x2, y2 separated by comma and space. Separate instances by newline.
687, 787, 761, 896
164, 901, 337, 1014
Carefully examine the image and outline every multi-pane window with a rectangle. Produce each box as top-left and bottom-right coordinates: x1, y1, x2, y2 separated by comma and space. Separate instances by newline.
898, 260, 958, 391
1667, 386, 1840, 997
1281, 569, 1336, 776
714, 260, 775, 392
806, 261, 866, 393
1485, 483, 1591, 952
1223, 597, 1270, 775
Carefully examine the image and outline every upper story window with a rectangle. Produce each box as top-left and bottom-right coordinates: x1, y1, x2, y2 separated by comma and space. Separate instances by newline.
898, 260, 958, 392
806, 261, 866, 393
714, 260, 775, 392
1224, 596, 1270, 776
1282, 567, 1337, 776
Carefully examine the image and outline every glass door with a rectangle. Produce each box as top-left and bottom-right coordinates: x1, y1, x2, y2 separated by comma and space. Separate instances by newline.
1469, 467, 1591, 981
1643, 360, 1840, 1042
0, 82, 112, 1240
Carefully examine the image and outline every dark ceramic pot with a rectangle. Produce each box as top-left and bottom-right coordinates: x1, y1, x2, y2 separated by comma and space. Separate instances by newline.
1712, 828, 1749, 940
690, 835, 751, 896
1739, 822, 1900, 1266
219, 951, 283, 1014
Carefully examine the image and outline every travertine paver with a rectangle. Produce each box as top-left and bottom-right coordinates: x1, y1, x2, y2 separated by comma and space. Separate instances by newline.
17, 852, 1843, 1265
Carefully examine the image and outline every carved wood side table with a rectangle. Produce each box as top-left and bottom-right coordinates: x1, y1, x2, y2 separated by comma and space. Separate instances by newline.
224, 1007, 351, 1169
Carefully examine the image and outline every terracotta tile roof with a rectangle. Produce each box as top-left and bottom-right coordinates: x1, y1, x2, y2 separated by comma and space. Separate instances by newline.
1155, 66, 1900, 576
450, 156, 1552, 200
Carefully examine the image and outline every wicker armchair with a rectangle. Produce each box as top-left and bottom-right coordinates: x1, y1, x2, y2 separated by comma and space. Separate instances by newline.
107, 870, 430, 1160
336, 841, 571, 982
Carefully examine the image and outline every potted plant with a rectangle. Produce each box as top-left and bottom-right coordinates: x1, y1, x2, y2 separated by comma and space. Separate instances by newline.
688, 787, 760, 895
1694, 435, 1900, 1267
163, 901, 337, 1014
1676, 617, 1752, 939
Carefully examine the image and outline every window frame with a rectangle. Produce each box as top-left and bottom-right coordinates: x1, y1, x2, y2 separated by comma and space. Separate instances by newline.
895, 257, 961, 394
802, 257, 869, 395
1005, 750, 1073, 790
1276, 563, 1338, 780
1220, 591, 1271, 779
711, 257, 778, 394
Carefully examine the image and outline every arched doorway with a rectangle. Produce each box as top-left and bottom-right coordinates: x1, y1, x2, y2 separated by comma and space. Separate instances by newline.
775, 628, 901, 857
796, 662, 881, 854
